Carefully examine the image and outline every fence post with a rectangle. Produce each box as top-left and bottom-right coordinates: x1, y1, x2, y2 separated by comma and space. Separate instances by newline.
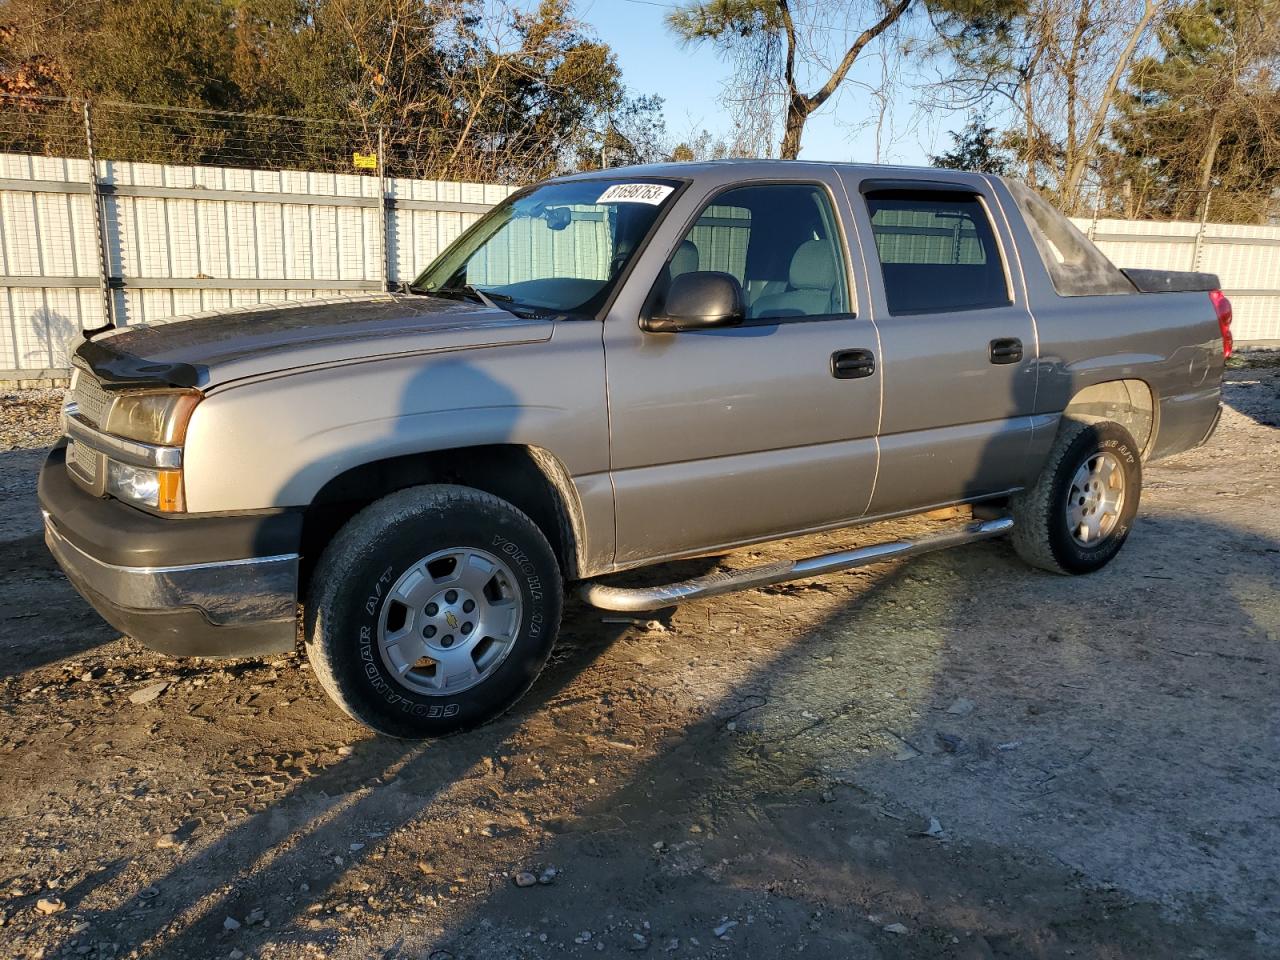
81, 100, 115, 328
377, 125, 389, 292
1192, 190, 1212, 272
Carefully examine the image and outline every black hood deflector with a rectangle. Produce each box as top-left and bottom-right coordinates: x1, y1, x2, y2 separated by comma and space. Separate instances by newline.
75, 338, 203, 390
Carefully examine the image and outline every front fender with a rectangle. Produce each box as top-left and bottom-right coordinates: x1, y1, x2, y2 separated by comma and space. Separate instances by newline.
182, 338, 608, 513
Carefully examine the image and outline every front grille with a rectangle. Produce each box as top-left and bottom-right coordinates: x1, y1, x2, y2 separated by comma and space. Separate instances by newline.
71, 361, 111, 427
68, 439, 99, 483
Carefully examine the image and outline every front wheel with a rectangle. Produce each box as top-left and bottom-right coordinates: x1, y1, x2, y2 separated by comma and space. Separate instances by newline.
1010, 418, 1142, 575
304, 484, 563, 738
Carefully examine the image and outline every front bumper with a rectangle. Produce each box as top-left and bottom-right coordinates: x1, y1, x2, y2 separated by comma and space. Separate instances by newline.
40, 445, 301, 657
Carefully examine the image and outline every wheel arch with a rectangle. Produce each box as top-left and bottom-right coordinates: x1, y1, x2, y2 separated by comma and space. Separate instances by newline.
1061, 379, 1156, 458
299, 443, 586, 591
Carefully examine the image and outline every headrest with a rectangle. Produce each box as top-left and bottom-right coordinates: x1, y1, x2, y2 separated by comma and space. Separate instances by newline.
671, 240, 700, 277
789, 239, 836, 290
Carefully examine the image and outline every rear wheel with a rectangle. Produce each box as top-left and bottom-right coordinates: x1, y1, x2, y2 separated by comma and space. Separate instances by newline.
1011, 418, 1141, 574
304, 484, 562, 738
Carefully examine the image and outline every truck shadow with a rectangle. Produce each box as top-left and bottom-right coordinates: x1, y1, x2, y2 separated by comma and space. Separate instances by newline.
398, 510, 1278, 957
0, 532, 119, 679
1222, 363, 1280, 428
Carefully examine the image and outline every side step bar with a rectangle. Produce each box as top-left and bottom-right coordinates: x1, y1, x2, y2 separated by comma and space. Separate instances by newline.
579, 516, 1014, 612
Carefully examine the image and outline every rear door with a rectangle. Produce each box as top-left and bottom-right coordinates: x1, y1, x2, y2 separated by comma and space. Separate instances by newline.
603, 174, 882, 567
839, 177, 1040, 514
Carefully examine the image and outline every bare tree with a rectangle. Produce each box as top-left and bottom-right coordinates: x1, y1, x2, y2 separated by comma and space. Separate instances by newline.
1059, 0, 1162, 208
930, 0, 1166, 210
666, 0, 919, 159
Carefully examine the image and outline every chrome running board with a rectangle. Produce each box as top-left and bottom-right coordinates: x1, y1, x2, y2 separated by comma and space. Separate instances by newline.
579, 516, 1014, 612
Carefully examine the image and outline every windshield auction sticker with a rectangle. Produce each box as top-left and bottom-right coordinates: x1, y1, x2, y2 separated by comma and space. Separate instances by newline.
596, 183, 674, 205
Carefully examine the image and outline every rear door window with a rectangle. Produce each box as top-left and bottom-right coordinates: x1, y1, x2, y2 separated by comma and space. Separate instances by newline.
865, 190, 1011, 314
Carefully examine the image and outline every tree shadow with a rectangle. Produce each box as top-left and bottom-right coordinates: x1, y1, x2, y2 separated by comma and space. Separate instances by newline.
30, 510, 1275, 959
403, 511, 1279, 958
37, 598, 634, 958
28, 305, 77, 370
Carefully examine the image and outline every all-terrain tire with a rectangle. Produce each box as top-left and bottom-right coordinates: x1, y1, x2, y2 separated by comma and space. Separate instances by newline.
1011, 418, 1142, 575
304, 484, 563, 738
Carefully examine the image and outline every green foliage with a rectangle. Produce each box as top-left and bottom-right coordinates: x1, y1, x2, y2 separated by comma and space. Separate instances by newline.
929, 0, 1026, 48
1108, 0, 1280, 223
930, 117, 1012, 173
666, 0, 783, 44
575, 93, 672, 169
0, 0, 637, 181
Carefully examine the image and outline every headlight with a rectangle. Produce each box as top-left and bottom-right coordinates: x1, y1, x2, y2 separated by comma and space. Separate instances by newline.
106, 460, 185, 512
105, 390, 201, 445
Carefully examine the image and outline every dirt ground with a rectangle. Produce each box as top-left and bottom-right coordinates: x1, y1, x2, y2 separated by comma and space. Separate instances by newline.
1, 364, 1277, 960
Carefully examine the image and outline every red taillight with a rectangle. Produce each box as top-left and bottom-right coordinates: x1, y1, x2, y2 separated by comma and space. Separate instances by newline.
1210, 289, 1233, 358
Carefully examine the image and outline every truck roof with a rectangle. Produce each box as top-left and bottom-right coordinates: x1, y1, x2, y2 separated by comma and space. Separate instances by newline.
554, 158, 994, 189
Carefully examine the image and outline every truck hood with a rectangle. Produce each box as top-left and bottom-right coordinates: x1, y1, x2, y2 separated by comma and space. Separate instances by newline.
75, 294, 555, 389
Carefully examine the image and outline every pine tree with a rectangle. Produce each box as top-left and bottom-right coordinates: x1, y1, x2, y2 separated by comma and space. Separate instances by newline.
1109, 0, 1280, 223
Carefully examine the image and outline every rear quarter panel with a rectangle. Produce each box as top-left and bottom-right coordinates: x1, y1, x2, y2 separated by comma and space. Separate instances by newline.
986, 177, 1224, 464
1030, 291, 1224, 460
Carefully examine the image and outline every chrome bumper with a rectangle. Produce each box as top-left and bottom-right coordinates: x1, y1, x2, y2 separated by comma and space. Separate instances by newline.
44, 512, 299, 657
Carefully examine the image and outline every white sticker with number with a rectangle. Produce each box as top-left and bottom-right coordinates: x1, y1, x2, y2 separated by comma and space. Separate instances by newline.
596, 183, 674, 205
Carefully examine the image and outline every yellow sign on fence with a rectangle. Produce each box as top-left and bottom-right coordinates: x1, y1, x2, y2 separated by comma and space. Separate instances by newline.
352, 152, 378, 170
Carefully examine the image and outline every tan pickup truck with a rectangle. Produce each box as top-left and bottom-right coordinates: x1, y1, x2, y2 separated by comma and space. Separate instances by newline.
40, 160, 1231, 736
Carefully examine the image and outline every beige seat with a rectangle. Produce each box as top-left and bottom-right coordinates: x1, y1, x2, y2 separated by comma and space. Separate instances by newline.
750, 240, 836, 318
670, 239, 700, 278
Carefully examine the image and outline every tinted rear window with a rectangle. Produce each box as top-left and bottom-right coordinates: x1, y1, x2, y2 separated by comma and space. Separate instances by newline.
866, 190, 1011, 314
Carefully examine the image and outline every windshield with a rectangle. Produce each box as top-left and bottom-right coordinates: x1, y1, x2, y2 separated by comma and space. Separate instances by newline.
412, 177, 682, 316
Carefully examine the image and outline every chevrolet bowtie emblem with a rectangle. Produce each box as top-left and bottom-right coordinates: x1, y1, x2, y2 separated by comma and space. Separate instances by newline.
445, 611, 459, 628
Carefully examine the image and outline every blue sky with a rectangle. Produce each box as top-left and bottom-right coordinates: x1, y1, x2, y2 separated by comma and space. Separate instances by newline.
578, 0, 970, 165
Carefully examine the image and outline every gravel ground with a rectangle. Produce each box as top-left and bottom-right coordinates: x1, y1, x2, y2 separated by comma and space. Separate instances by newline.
0, 389, 63, 452
0, 389, 63, 541
0, 366, 1276, 960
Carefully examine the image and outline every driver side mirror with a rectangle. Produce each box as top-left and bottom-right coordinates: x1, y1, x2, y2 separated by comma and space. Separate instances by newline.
642, 271, 745, 333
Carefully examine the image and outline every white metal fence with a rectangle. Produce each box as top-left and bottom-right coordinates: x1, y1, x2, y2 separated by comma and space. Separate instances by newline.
0, 152, 514, 381
1071, 215, 1280, 345
2, 154, 1278, 382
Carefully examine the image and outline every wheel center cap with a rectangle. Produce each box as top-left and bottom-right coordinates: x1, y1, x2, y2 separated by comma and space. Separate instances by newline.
421, 587, 478, 650
1083, 481, 1102, 509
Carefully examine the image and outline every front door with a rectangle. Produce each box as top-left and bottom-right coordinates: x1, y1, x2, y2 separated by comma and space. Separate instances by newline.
840, 177, 1040, 515
603, 177, 882, 568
